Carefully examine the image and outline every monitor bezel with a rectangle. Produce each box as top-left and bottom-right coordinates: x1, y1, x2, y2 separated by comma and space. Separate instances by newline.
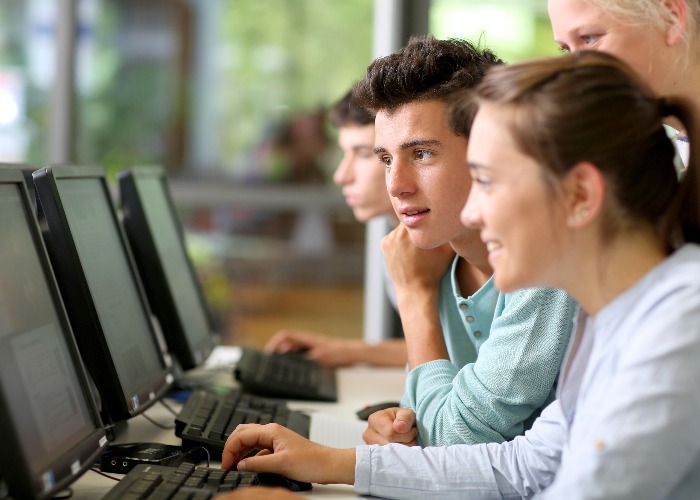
118, 166, 219, 370
32, 165, 173, 424
0, 167, 108, 499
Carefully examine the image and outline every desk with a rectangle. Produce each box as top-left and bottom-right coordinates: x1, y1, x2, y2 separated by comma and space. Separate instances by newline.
71, 365, 407, 499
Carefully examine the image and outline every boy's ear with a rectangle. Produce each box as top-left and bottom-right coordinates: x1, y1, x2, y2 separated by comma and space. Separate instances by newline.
564, 161, 605, 228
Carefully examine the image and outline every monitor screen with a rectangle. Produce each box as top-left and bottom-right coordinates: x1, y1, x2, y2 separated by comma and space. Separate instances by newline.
0, 169, 107, 499
119, 167, 217, 370
33, 166, 173, 425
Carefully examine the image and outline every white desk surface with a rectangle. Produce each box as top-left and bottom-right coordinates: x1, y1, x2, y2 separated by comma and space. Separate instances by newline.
71, 364, 407, 499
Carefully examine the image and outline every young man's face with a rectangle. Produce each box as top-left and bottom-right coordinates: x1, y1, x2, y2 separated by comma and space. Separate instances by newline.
333, 123, 393, 223
374, 99, 476, 250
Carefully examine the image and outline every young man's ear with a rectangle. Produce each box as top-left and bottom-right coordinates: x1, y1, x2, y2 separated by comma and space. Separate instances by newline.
564, 161, 605, 228
663, 0, 688, 46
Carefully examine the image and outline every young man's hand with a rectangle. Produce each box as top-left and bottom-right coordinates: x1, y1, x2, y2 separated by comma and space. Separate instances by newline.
363, 407, 419, 446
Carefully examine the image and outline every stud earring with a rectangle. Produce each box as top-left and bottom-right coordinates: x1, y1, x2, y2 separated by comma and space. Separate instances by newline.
574, 209, 589, 222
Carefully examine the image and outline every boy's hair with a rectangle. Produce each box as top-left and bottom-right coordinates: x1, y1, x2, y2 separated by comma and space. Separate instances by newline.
352, 34, 502, 136
330, 88, 374, 128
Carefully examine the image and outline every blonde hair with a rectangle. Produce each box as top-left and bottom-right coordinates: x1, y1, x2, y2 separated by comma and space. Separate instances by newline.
588, 0, 700, 51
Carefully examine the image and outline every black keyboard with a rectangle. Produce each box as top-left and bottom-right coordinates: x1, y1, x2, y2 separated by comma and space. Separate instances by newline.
234, 348, 338, 402
100, 462, 312, 499
175, 389, 310, 457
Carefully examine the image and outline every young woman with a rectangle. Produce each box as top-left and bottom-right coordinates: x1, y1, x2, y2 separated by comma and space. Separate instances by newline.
218, 51, 700, 499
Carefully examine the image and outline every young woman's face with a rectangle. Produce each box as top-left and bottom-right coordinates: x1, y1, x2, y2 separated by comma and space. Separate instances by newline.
461, 104, 567, 292
333, 123, 393, 223
548, 0, 671, 95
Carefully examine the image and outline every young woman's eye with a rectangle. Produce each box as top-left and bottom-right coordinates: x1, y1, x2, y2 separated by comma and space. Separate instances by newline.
475, 176, 492, 187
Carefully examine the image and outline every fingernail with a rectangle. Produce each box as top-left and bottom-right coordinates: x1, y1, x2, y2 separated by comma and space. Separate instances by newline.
237, 460, 247, 471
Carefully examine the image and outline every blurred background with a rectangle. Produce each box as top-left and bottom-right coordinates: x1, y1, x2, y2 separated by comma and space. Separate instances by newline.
0, 0, 557, 349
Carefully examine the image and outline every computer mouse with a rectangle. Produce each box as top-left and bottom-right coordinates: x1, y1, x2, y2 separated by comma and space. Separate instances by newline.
356, 401, 402, 421
257, 472, 313, 492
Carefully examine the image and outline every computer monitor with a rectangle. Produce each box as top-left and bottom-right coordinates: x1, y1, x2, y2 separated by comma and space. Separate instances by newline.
118, 166, 219, 371
32, 165, 174, 427
0, 168, 108, 499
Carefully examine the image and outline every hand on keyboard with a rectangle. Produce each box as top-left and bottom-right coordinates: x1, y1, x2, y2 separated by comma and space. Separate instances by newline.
222, 423, 356, 486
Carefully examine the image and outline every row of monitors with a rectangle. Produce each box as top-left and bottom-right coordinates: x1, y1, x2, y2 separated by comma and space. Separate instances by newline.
0, 164, 221, 498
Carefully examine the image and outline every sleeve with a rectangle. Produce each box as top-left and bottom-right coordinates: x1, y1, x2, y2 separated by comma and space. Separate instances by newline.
535, 286, 700, 499
403, 287, 576, 446
354, 400, 567, 499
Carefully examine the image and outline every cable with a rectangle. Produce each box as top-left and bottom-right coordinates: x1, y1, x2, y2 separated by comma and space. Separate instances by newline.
52, 487, 73, 499
159, 398, 179, 416
140, 412, 175, 430
172, 447, 211, 468
90, 468, 121, 482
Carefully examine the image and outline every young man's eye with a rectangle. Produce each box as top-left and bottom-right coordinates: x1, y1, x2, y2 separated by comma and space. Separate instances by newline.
379, 155, 392, 166
415, 149, 433, 160
557, 44, 570, 53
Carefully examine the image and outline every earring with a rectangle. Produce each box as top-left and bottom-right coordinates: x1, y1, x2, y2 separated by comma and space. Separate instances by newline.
574, 209, 589, 222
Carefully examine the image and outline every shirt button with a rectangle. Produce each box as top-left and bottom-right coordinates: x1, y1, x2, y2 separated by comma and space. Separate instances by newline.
466, 316, 474, 323
459, 303, 468, 310
474, 331, 482, 338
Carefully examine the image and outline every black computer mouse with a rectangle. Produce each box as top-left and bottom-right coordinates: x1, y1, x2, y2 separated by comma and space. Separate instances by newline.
257, 472, 313, 492
356, 401, 402, 421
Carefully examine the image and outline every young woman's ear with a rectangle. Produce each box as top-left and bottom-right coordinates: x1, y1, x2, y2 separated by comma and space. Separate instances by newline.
663, 0, 688, 46
564, 162, 605, 229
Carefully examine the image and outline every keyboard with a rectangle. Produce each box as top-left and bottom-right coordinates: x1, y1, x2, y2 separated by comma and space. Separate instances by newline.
175, 389, 310, 457
234, 347, 338, 402
100, 462, 312, 499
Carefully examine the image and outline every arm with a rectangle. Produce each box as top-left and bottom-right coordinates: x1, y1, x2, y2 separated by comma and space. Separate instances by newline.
381, 225, 455, 368
405, 288, 576, 446
355, 401, 567, 499
265, 330, 407, 367
219, 406, 566, 499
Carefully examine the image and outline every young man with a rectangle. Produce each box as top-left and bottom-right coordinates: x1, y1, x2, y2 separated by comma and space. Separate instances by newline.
264, 89, 408, 367
351, 35, 576, 447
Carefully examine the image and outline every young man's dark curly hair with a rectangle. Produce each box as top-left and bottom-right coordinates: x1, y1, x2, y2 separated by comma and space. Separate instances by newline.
351, 34, 503, 137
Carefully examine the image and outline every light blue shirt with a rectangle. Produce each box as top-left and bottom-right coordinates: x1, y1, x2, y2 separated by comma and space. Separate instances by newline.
402, 256, 576, 446
356, 244, 700, 499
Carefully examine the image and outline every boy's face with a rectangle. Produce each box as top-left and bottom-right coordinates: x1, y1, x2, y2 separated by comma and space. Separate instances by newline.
333, 123, 393, 223
374, 99, 476, 250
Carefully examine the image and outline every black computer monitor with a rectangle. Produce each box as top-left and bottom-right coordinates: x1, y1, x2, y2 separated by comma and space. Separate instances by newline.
118, 166, 219, 371
32, 165, 174, 427
0, 168, 108, 499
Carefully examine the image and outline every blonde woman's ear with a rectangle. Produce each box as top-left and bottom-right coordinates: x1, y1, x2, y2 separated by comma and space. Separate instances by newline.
663, 0, 688, 46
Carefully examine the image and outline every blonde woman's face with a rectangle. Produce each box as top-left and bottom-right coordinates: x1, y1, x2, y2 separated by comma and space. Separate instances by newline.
548, 0, 671, 95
